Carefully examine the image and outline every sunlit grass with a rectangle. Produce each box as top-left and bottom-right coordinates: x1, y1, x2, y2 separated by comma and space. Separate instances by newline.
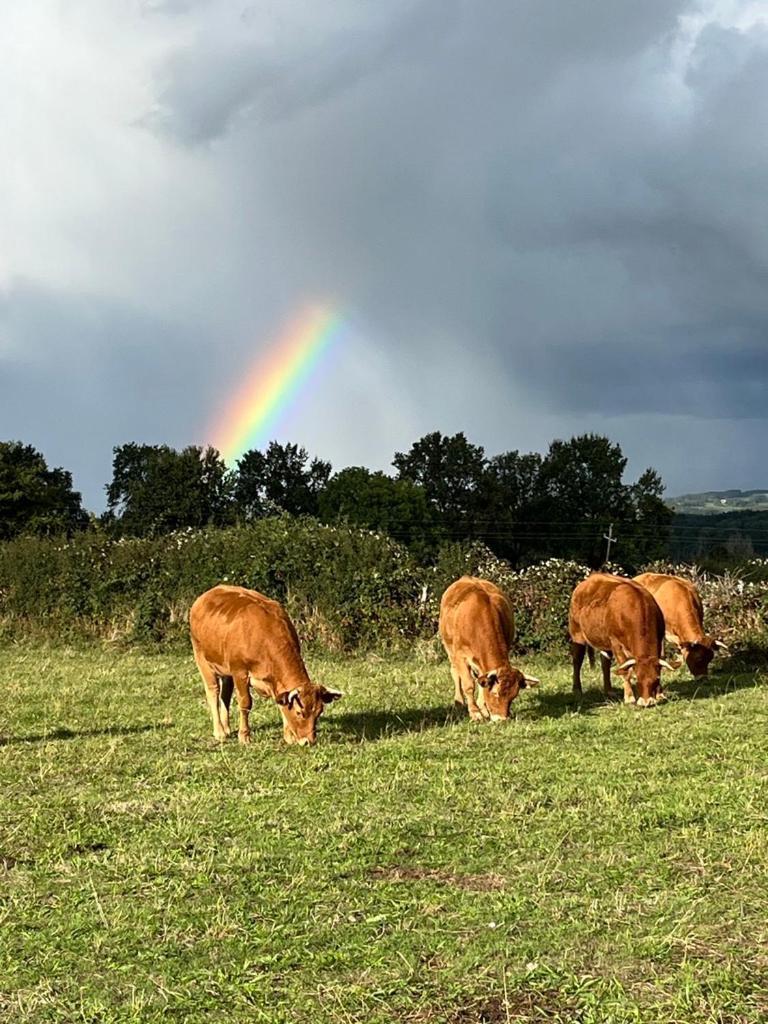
1, 645, 767, 1022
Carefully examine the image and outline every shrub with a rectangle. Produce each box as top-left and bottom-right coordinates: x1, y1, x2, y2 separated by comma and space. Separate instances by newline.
0, 518, 423, 650
1, 527, 766, 657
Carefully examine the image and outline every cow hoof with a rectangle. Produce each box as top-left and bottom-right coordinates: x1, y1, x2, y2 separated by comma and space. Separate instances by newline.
238, 731, 252, 745
469, 712, 486, 723
656, 691, 668, 703
489, 714, 506, 723
636, 697, 656, 708
624, 695, 636, 705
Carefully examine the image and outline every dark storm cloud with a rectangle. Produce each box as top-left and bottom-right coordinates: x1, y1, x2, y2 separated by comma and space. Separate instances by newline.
4, 0, 768, 508
145, 0, 765, 429
0, 281, 211, 499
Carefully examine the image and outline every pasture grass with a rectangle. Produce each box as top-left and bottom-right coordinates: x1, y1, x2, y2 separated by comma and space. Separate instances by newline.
1, 645, 767, 1023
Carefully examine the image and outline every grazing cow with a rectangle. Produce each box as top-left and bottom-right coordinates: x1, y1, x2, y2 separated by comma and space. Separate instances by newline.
633, 572, 727, 679
189, 584, 342, 745
439, 576, 540, 721
569, 573, 673, 707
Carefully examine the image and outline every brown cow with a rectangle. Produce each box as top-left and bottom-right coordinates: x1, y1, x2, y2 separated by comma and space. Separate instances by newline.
569, 573, 673, 707
633, 572, 727, 679
189, 584, 342, 745
439, 576, 540, 721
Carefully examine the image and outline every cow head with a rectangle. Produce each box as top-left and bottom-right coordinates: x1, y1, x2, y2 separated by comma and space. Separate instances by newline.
679, 636, 727, 679
614, 656, 673, 707
275, 683, 343, 745
469, 660, 540, 720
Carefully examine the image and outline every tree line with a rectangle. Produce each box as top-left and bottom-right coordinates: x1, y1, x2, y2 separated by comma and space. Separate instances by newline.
0, 433, 674, 567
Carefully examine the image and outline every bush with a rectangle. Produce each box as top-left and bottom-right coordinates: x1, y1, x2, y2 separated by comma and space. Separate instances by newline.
1, 526, 766, 657
0, 518, 423, 650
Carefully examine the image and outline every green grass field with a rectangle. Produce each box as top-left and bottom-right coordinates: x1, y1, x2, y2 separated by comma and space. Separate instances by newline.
1, 646, 767, 1023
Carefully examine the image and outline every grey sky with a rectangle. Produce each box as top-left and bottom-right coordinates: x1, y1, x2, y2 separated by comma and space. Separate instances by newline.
2, 0, 767, 509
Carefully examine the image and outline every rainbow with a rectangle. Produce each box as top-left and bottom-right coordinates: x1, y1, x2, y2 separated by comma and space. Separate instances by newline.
208, 305, 342, 465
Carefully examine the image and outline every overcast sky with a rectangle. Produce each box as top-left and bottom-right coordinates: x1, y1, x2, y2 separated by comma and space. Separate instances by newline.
2, 0, 767, 510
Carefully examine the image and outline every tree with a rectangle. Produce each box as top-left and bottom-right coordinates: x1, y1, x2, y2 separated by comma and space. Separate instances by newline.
393, 432, 488, 538
319, 467, 441, 558
626, 467, 674, 564
534, 434, 632, 564
484, 450, 545, 561
234, 442, 331, 519
0, 441, 88, 539
105, 444, 234, 536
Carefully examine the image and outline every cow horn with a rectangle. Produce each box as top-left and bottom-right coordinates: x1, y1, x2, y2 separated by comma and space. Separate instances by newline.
659, 659, 675, 671
615, 658, 636, 671
714, 640, 729, 651
523, 675, 541, 687
277, 687, 302, 708
599, 650, 612, 661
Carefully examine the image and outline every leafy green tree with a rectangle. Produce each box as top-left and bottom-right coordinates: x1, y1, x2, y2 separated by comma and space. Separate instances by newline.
626, 467, 674, 564
234, 442, 331, 519
319, 466, 441, 558
534, 434, 632, 564
484, 450, 545, 561
0, 441, 88, 539
105, 444, 234, 536
393, 431, 488, 538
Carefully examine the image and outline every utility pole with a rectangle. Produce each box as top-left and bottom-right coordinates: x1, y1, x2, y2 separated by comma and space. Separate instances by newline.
603, 523, 616, 565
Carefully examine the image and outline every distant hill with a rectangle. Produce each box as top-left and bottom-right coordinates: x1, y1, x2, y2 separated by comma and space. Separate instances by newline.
668, 489, 768, 515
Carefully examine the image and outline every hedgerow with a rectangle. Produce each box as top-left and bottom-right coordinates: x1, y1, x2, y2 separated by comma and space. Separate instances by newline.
0, 523, 765, 655
0, 519, 420, 650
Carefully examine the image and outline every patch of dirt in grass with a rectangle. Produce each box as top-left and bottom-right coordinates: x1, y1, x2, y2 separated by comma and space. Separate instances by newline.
369, 865, 506, 892
67, 841, 109, 856
0, 854, 26, 870
411, 989, 574, 1022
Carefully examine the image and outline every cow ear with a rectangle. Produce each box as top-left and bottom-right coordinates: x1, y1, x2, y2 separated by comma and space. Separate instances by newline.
319, 686, 343, 703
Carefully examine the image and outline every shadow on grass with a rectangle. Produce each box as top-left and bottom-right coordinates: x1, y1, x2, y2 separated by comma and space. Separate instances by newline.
663, 667, 764, 702
534, 663, 766, 717
0, 723, 171, 747
325, 703, 466, 741
528, 688, 620, 718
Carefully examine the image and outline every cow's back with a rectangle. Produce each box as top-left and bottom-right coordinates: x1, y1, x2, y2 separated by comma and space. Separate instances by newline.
439, 576, 514, 651
570, 574, 663, 652
633, 573, 704, 637
190, 584, 299, 672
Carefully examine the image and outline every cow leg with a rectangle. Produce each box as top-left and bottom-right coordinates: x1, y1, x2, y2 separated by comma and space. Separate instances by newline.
619, 671, 636, 704
460, 663, 487, 722
219, 675, 234, 737
233, 671, 253, 745
571, 642, 586, 694
193, 647, 228, 741
450, 660, 464, 708
600, 652, 615, 697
